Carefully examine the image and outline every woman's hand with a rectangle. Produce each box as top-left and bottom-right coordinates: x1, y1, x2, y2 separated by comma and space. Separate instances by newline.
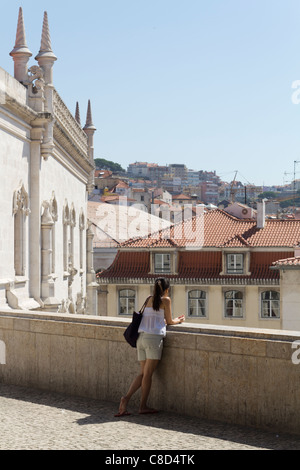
175, 315, 185, 324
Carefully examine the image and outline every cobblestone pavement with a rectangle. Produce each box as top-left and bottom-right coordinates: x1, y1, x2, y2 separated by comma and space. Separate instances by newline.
0, 384, 300, 451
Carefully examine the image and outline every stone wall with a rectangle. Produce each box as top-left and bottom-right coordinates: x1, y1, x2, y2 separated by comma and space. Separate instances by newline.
0, 309, 300, 435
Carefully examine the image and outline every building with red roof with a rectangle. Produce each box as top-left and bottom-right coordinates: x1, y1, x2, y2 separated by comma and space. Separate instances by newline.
97, 204, 300, 329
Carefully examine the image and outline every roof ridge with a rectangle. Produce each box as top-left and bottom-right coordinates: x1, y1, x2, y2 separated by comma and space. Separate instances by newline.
221, 233, 250, 247
214, 208, 244, 222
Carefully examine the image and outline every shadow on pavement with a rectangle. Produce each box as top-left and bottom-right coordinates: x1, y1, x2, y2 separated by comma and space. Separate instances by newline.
1, 383, 300, 450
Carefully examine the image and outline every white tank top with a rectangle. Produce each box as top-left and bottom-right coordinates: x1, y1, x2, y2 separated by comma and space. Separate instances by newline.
138, 306, 166, 336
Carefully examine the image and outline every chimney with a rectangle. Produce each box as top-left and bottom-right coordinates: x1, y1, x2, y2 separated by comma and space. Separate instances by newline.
257, 199, 266, 229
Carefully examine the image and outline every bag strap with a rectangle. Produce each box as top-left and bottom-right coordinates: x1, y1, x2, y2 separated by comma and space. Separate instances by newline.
140, 295, 152, 314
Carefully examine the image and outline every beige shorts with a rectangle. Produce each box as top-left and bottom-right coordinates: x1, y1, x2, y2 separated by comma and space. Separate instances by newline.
137, 332, 164, 361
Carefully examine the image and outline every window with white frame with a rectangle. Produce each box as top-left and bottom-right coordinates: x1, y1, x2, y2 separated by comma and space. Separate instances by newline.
261, 291, 280, 318
224, 290, 243, 317
154, 253, 171, 274
226, 253, 244, 274
188, 290, 207, 317
119, 289, 136, 315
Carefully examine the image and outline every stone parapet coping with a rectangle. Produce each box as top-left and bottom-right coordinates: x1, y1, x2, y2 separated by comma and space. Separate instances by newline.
0, 309, 299, 343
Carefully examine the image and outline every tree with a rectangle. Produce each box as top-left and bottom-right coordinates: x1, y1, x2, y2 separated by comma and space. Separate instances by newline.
257, 191, 277, 199
94, 158, 125, 173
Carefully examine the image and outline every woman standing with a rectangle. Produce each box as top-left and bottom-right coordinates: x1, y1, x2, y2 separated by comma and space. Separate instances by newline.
115, 278, 185, 417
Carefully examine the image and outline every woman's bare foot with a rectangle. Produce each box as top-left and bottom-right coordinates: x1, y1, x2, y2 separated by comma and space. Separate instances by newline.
139, 407, 159, 415
115, 396, 130, 417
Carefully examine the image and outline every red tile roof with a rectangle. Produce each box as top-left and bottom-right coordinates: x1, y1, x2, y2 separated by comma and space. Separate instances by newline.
172, 194, 193, 200
97, 250, 292, 282
95, 170, 112, 178
272, 256, 300, 267
97, 209, 300, 282
120, 209, 300, 249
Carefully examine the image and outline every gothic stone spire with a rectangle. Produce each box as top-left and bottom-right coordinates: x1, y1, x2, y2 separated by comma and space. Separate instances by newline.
10, 7, 32, 83
83, 100, 96, 163
35, 11, 57, 61
35, 11, 57, 86
75, 102, 81, 126
84, 100, 96, 131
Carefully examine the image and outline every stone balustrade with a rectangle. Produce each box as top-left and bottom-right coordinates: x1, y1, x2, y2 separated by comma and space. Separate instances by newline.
0, 309, 300, 435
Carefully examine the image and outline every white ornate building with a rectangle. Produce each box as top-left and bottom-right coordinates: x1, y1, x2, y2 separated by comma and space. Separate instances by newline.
0, 8, 98, 314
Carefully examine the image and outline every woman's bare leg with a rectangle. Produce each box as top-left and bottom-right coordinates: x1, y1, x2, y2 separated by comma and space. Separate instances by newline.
139, 359, 159, 413
117, 361, 145, 414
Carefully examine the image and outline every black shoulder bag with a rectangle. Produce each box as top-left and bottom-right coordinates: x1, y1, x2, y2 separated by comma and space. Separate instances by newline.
123, 296, 151, 348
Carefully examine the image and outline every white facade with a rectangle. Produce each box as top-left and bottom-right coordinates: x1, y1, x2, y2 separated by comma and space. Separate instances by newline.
0, 8, 97, 314
280, 269, 300, 331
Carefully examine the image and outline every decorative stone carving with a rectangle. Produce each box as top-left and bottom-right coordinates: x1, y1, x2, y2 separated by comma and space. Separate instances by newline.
63, 200, 70, 225
50, 191, 58, 222
28, 65, 45, 96
40, 199, 59, 309
76, 291, 86, 315
57, 299, 67, 313
53, 90, 88, 158
41, 200, 53, 225
70, 203, 76, 227
79, 208, 85, 230
13, 181, 30, 216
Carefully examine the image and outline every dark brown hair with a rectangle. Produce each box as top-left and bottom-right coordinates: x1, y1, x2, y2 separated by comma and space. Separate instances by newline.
152, 278, 170, 311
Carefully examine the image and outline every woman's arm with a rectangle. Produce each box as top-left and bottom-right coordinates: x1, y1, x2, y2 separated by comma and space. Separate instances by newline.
162, 297, 185, 325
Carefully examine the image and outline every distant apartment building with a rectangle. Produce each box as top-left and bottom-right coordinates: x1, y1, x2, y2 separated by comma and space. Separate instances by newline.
200, 181, 219, 205
187, 170, 200, 186
127, 162, 149, 177
169, 164, 188, 180
161, 176, 183, 193
148, 164, 168, 185
127, 162, 168, 184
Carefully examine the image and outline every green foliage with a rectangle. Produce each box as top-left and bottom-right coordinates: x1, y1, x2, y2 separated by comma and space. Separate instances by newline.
280, 196, 300, 208
257, 191, 277, 199
94, 158, 125, 173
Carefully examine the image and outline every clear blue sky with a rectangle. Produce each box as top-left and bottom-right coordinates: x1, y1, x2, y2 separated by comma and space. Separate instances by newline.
1, 0, 300, 187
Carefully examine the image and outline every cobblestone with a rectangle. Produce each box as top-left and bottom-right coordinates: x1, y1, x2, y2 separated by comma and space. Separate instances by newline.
0, 384, 300, 450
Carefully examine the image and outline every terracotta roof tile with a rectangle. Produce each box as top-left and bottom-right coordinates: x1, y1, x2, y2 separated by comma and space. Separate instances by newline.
272, 256, 300, 267
120, 210, 300, 249
172, 194, 193, 200
97, 209, 299, 282
97, 249, 293, 281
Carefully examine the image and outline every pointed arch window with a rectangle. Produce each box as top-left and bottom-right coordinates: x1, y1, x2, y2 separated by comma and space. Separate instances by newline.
63, 200, 70, 273
70, 203, 76, 269
13, 182, 30, 276
50, 192, 58, 273
79, 208, 85, 271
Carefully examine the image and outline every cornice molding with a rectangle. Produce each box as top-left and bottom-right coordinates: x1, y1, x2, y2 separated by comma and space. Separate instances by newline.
3, 92, 37, 124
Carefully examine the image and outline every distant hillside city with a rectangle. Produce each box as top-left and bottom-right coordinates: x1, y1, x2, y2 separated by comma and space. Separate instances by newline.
90, 158, 300, 218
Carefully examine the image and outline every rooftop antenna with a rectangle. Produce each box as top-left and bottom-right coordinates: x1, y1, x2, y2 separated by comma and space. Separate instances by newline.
230, 170, 238, 203
293, 160, 300, 214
